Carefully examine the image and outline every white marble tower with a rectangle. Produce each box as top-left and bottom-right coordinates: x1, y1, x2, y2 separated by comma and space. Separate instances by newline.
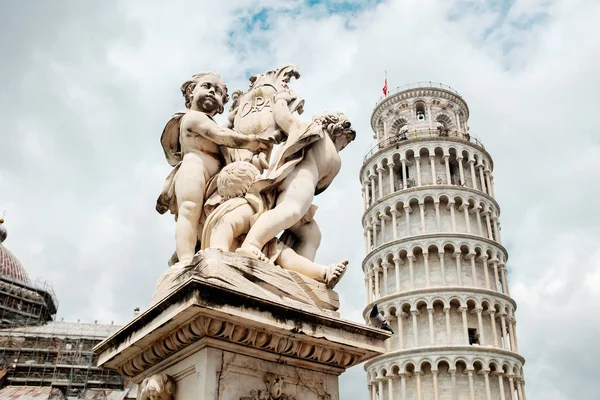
361, 82, 527, 400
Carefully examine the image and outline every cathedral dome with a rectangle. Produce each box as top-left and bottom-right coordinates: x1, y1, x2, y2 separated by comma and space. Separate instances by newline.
0, 245, 31, 284
0, 221, 31, 284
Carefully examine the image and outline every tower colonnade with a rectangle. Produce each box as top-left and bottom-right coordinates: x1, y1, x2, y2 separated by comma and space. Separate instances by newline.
361, 82, 526, 400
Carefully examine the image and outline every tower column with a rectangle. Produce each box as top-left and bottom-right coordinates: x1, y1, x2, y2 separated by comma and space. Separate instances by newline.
423, 253, 430, 287
419, 203, 426, 233
501, 264, 511, 296
517, 378, 526, 400
380, 213, 387, 244
388, 163, 395, 194
430, 156, 437, 185
404, 206, 411, 236
387, 376, 394, 400
450, 369, 458, 400
492, 259, 501, 292
373, 265, 381, 300
415, 156, 422, 186
401, 159, 408, 189
457, 156, 465, 185
444, 307, 451, 344
460, 307, 469, 345
408, 255, 415, 288
382, 262, 389, 297
393, 256, 401, 292
372, 218, 379, 249
396, 311, 404, 350
367, 268, 374, 303
468, 160, 478, 190
508, 317, 518, 352
427, 307, 435, 344
432, 370, 440, 400
449, 202, 457, 232
411, 309, 419, 347
492, 216, 502, 244
467, 370, 476, 400
478, 165, 487, 194
370, 174, 377, 201
489, 311, 499, 347
483, 370, 492, 400
500, 314, 508, 350
484, 212, 493, 239
481, 255, 490, 289
400, 373, 407, 400
462, 203, 471, 233
415, 371, 423, 400
475, 207, 484, 236
508, 375, 517, 400
485, 170, 493, 196
468, 252, 478, 287
498, 374, 507, 400
443, 155, 452, 185
439, 250, 447, 286
377, 167, 384, 199
454, 251, 463, 286
391, 210, 398, 240
475, 307, 485, 345
434, 202, 441, 231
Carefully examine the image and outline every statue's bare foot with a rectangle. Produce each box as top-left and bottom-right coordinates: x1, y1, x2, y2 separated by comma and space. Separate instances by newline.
325, 260, 348, 289
236, 245, 270, 263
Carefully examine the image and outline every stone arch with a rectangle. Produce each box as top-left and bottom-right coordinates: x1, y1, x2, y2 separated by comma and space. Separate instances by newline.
435, 112, 453, 128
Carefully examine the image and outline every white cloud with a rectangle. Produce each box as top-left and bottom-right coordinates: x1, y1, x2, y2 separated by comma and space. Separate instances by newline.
1, 0, 599, 398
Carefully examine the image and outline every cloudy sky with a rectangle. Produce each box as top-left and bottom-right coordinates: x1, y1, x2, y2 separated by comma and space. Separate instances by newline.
1, 0, 599, 398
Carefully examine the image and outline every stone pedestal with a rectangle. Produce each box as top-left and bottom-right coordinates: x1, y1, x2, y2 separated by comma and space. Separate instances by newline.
95, 251, 389, 399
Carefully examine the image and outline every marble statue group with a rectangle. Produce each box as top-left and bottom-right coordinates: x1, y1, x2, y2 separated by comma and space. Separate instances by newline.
156, 65, 355, 290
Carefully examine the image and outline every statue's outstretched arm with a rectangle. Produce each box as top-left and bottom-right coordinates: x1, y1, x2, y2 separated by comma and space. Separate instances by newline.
183, 113, 271, 152
273, 95, 302, 135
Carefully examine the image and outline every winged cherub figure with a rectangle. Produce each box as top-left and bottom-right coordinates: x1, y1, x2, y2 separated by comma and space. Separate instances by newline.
157, 72, 272, 266
237, 89, 356, 263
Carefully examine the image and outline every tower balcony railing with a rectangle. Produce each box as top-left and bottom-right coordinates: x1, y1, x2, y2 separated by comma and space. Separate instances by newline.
364, 129, 484, 162
374, 81, 463, 108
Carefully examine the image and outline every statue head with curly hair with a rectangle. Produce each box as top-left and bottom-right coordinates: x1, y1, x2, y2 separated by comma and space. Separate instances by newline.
217, 161, 261, 200
312, 111, 356, 152
181, 72, 229, 116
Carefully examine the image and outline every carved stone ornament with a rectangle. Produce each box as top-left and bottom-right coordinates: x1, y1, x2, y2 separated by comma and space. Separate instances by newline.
240, 374, 296, 400
138, 373, 176, 400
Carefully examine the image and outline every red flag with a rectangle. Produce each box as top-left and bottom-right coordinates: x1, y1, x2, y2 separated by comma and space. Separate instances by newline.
382, 76, 388, 96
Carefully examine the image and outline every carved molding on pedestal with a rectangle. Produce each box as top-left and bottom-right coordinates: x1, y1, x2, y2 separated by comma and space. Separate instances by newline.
120, 311, 362, 377
240, 374, 297, 400
138, 373, 176, 400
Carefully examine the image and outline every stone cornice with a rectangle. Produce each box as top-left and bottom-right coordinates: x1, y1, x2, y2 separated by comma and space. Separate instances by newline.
362, 233, 508, 271
94, 277, 389, 379
361, 184, 500, 225
371, 87, 469, 131
362, 286, 517, 318
361, 136, 493, 177
364, 345, 525, 372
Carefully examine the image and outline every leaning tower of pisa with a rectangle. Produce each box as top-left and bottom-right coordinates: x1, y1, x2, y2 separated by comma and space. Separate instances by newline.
361, 82, 526, 400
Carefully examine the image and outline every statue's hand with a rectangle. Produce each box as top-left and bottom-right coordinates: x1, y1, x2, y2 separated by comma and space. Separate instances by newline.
247, 134, 274, 152
251, 152, 269, 170
274, 89, 295, 104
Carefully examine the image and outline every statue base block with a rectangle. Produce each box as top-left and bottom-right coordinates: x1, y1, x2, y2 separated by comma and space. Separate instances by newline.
94, 266, 389, 399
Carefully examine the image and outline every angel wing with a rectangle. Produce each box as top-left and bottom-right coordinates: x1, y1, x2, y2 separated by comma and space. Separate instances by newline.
160, 112, 186, 167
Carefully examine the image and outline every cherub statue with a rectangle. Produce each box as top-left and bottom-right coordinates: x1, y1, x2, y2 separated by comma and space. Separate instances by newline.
139, 373, 176, 400
156, 72, 272, 266
237, 90, 356, 264
201, 161, 347, 288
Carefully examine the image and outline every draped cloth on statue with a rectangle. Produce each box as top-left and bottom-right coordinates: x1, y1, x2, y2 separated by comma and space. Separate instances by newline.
250, 120, 324, 195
